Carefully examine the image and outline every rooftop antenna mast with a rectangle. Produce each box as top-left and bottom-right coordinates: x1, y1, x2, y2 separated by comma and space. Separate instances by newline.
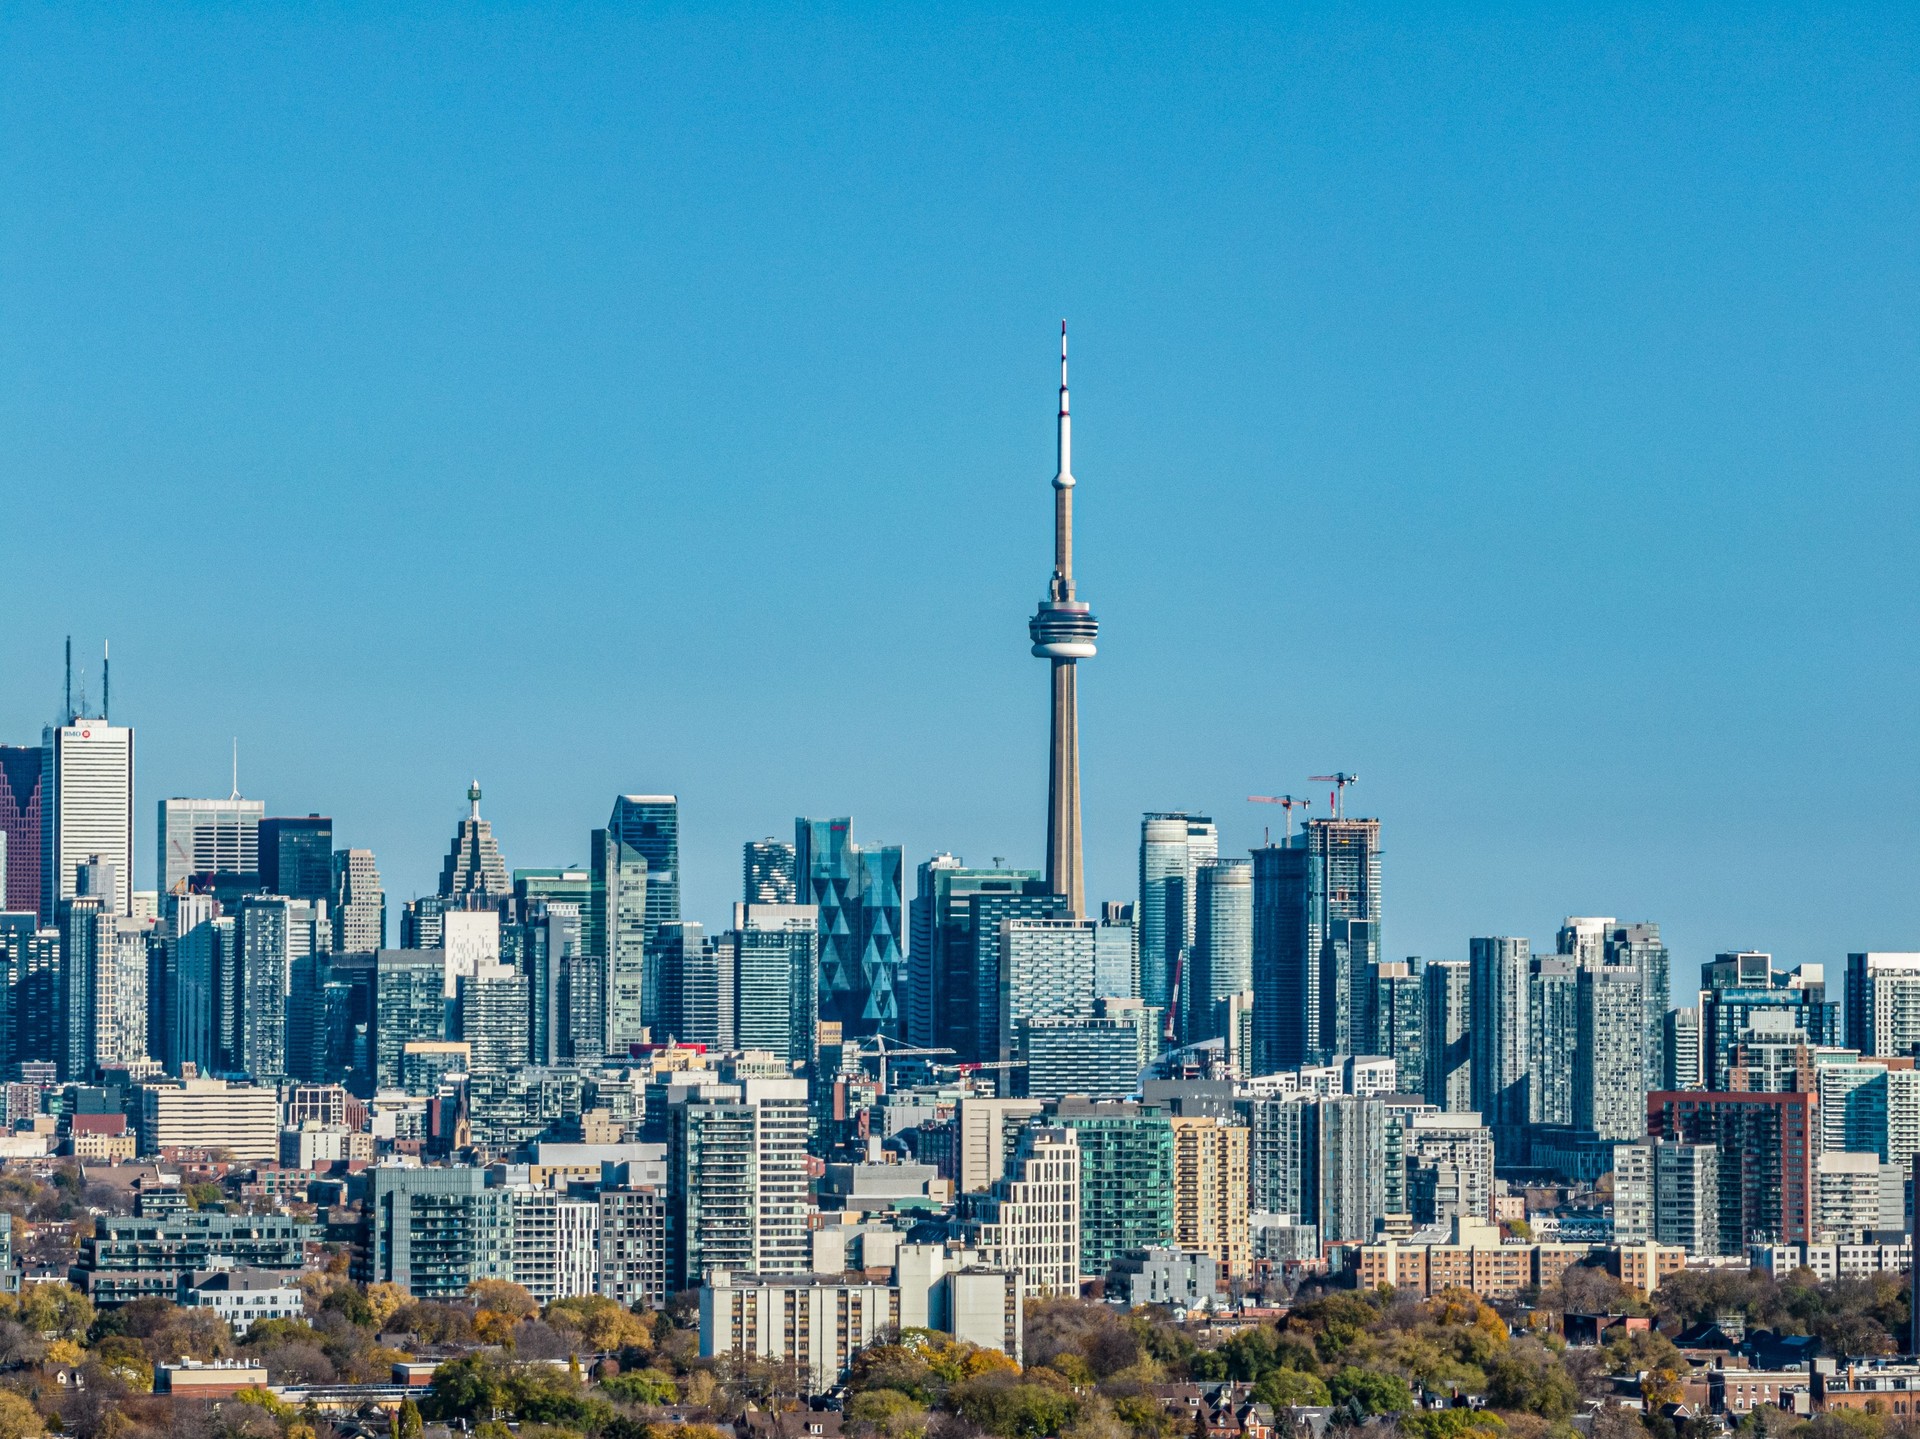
230, 738, 240, 801
102, 641, 109, 722
64, 637, 72, 724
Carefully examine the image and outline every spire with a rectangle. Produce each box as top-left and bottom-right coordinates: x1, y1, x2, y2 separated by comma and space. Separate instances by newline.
1054, 320, 1073, 490
468, 780, 482, 820
230, 738, 240, 801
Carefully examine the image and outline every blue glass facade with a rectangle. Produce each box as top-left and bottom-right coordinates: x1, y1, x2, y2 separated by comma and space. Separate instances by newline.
795, 818, 903, 1038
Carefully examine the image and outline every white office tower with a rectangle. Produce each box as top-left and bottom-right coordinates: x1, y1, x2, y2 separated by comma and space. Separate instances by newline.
157, 796, 263, 895
42, 719, 134, 919
442, 909, 501, 998
958, 1124, 1081, 1294
331, 849, 385, 952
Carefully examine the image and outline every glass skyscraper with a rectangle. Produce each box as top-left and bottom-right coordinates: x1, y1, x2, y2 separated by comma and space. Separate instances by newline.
1137, 813, 1217, 1014
260, 815, 333, 903
795, 817, 903, 1039
1187, 858, 1251, 1046
907, 857, 1050, 1055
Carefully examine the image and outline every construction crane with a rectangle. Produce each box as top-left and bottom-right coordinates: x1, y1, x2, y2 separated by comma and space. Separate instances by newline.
850, 1037, 954, 1091
1310, 772, 1359, 819
1247, 794, 1311, 840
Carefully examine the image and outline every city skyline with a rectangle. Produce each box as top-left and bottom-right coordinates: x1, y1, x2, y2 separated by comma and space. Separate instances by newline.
4, 9, 1917, 968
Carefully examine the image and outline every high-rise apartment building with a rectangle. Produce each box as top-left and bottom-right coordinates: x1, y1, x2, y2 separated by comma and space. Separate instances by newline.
1187, 858, 1251, 1046
1648, 1089, 1815, 1253
998, 918, 1097, 1065
235, 895, 328, 1084
0, 746, 43, 916
666, 1078, 811, 1290
1617, 1139, 1720, 1255
1527, 957, 1577, 1126
41, 719, 134, 919
259, 815, 333, 903
591, 821, 649, 1054
1250, 818, 1382, 1070
1664, 1007, 1703, 1091
1169, 1116, 1250, 1279
1575, 962, 1645, 1142
330, 849, 385, 953
1700, 957, 1837, 1090
523, 901, 594, 1066
457, 963, 531, 1077
1023, 999, 1159, 1101
1845, 953, 1920, 1059
1606, 923, 1671, 1090
1095, 901, 1138, 1000
796, 818, 903, 1039
58, 878, 112, 1080
157, 797, 262, 897
374, 949, 447, 1091
1422, 960, 1472, 1111
1138, 813, 1217, 1017
958, 1124, 1081, 1292
743, 839, 797, 905
1049, 1098, 1174, 1280
1469, 937, 1530, 1155
1305, 1095, 1388, 1246
0, 912, 58, 1071
1370, 959, 1424, 1098
1405, 1110, 1496, 1225
728, 902, 820, 1067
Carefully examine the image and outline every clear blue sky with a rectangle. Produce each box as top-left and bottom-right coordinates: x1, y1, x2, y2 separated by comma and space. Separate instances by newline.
3, 5, 1916, 978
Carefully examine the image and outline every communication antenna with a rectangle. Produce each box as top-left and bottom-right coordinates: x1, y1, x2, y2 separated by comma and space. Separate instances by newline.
230, 738, 240, 801
64, 637, 72, 724
102, 641, 110, 722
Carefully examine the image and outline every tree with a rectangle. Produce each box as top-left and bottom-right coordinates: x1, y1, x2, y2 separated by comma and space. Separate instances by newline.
366, 1283, 410, 1331
602, 1368, 679, 1405
395, 1399, 424, 1439
1487, 1339, 1578, 1421
0, 1391, 43, 1439
1328, 1368, 1413, 1416
1254, 1370, 1331, 1408
469, 1280, 540, 1320
547, 1294, 653, 1352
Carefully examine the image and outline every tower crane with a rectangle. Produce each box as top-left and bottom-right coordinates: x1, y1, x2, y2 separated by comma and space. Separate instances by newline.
850, 1036, 954, 1092
1247, 794, 1311, 840
1310, 772, 1359, 819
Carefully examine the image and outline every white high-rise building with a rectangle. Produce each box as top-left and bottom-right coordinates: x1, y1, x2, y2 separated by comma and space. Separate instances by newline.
42, 719, 134, 919
157, 797, 263, 896
998, 918, 1096, 1064
331, 849, 385, 953
442, 909, 501, 998
958, 1124, 1081, 1294
1845, 953, 1920, 1059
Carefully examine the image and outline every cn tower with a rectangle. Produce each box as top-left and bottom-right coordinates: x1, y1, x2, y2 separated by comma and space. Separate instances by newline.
1029, 322, 1098, 918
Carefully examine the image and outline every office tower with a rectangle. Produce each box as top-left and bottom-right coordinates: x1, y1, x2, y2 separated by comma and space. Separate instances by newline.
1527, 957, 1576, 1125
1648, 1090, 1816, 1255
588, 824, 650, 1055
1138, 813, 1217, 1015
1605, 923, 1670, 1089
653, 921, 731, 1050
728, 903, 819, 1068
1251, 841, 1309, 1074
0, 914, 50, 1069
1664, 1007, 1702, 1090
998, 918, 1097, 1065
0, 746, 43, 916
1845, 953, 1920, 1058
157, 796, 263, 897
331, 849, 385, 953
1405, 1111, 1496, 1225
666, 1077, 811, 1290
1095, 901, 1137, 999
1029, 325, 1098, 919
41, 717, 134, 919
520, 900, 583, 1066
1575, 962, 1645, 1142
436, 785, 507, 903
1023, 998, 1159, 1100
1304, 1095, 1388, 1246
958, 1123, 1082, 1292
908, 859, 1050, 1056
1422, 959, 1472, 1111
258, 815, 333, 903
1168, 1116, 1250, 1279
795, 818, 903, 1039
1699, 957, 1837, 1090
1186, 859, 1251, 1046
1469, 937, 1530, 1156
1049, 1098, 1175, 1279
608, 794, 679, 935
744, 839, 797, 904
458, 963, 530, 1077
374, 950, 447, 1090
1369, 960, 1424, 1098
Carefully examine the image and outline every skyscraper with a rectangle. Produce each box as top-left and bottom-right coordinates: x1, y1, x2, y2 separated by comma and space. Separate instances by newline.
653, 921, 732, 1050
728, 902, 820, 1067
591, 822, 649, 1054
1527, 956, 1577, 1125
907, 858, 1050, 1056
1422, 959, 1472, 1111
795, 817, 903, 1038
606, 795, 680, 1031
1029, 324, 1098, 919
1251, 817, 1382, 1069
1369, 959, 1425, 1098
1252, 841, 1310, 1075
158, 796, 263, 896
999, 917, 1097, 1065
1606, 922, 1671, 1091
58, 875, 111, 1079
0, 746, 44, 916
41, 717, 134, 919
259, 814, 333, 902
236, 895, 328, 1084
1575, 962, 1646, 1142
331, 849, 385, 952
743, 839, 798, 905
1469, 937, 1530, 1157
436, 786, 507, 903
1187, 858, 1251, 1046
1138, 814, 1217, 1017
666, 1078, 811, 1290
1845, 953, 1920, 1058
